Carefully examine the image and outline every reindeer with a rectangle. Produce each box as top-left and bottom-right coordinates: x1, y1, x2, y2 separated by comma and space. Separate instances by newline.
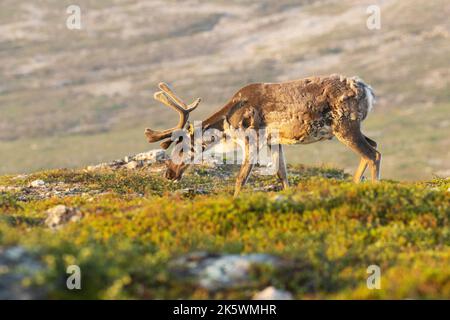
145, 75, 381, 197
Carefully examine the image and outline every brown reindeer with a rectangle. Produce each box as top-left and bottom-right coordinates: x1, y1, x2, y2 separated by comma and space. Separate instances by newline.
145, 75, 381, 197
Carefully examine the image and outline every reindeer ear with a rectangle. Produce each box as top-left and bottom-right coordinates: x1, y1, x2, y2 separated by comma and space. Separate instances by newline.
160, 139, 173, 150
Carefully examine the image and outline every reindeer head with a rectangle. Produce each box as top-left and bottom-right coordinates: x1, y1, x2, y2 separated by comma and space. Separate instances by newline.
145, 82, 201, 182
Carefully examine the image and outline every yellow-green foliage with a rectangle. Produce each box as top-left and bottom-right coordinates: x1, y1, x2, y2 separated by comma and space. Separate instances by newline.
0, 166, 449, 299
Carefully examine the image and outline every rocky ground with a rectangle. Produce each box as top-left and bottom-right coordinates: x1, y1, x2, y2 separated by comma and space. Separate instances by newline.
0, 148, 349, 201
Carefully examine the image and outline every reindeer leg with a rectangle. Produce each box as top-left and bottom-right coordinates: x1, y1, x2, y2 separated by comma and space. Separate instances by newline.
353, 158, 369, 183
271, 144, 289, 189
234, 139, 255, 198
371, 151, 382, 182
364, 135, 381, 182
335, 126, 381, 183
352, 135, 379, 183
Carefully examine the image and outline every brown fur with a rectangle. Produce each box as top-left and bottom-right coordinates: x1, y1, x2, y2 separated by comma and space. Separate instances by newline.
146, 75, 381, 197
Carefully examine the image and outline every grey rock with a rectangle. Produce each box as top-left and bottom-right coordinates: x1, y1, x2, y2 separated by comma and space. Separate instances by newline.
124, 160, 142, 170
172, 252, 280, 290
134, 149, 167, 162
29, 180, 45, 188
86, 149, 167, 171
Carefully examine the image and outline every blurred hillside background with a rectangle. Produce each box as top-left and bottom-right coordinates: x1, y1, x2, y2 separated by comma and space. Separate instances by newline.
0, 0, 448, 179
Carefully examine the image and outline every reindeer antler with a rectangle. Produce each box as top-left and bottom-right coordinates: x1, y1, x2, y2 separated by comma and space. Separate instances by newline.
145, 82, 201, 149
159, 82, 201, 112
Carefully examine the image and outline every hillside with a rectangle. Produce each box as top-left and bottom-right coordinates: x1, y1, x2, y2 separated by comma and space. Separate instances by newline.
0, 0, 449, 179
0, 155, 449, 299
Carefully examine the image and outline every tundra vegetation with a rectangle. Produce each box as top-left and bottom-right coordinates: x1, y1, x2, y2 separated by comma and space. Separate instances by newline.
0, 162, 449, 299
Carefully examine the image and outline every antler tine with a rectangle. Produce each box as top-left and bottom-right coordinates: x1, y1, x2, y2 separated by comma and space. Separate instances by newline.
159, 82, 201, 112
158, 82, 188, 108
154, 91, 188, 130
186, 98, 201, 112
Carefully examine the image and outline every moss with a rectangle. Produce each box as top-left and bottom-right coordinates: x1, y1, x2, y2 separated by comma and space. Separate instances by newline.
0, 165, 449, 299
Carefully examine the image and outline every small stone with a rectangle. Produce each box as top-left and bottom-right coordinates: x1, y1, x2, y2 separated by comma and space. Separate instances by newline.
252, 286, 293, 300
45, 205, 82, 229
124, 161, 142, 170
29, 180, 45, 188
135, 149, 167, 162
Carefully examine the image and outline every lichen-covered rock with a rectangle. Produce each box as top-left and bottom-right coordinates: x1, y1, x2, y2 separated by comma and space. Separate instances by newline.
134, 149, 167, 162
86, 149, 168, 171
124, 160, 142, 170
171, 252, 280, 290
29, 179, 45, 188
45, 205, 82, 229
